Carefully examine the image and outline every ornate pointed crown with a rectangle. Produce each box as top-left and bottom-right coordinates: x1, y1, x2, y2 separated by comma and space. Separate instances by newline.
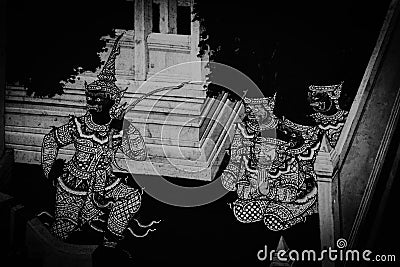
85, 32, 126, 100
243, 92, 276, 111
308, 81, 343, 100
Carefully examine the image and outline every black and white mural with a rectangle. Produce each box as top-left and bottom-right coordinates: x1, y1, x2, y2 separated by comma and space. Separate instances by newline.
2, 0, 400, 266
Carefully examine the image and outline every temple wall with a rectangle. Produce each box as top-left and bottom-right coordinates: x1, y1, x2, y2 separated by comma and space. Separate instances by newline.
4, 0, 240, 181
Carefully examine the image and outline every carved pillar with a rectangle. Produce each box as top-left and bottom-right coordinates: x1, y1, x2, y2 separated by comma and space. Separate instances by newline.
159, 0, 168, 33
134, 0, 152, 80
168, 0, 178, 34
158, 0, 177, 34
314, 135, 341, 267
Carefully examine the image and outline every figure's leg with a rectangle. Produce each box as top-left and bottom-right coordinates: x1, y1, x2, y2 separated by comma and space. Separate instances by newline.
232, 199, 265, 223
104, 182, 141, 244
51, 183, 84, 240
263, 196, 318, 231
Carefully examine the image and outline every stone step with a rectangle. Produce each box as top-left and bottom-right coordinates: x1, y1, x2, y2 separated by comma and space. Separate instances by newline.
5, 125, 198, 148
5, 93, 221, 132
6, 131, 207, 161
9, 144, 221, 180
5, 82, 240, 180
6, 95, 205, 115
5, 94, 228, 144
7, 85, 205, 104
5, 99, 213, 128
66, 77, 207, 95
6, 96, 235, 165
6, 99, 242, 180
5, 112, 203, 143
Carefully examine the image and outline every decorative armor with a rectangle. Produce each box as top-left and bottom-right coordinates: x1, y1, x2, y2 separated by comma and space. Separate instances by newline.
221, 84, 347, 231
41, 32, 147, 241
42, 111, 146, 240
308, 82, 349, 148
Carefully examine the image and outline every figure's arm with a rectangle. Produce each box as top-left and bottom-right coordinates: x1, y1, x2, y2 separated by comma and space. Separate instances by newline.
120, 120, 147, 161
41, 118, 75, 179
221, 123, 246, 191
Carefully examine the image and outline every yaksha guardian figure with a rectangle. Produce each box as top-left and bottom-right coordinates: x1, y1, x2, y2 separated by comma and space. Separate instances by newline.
221, 82, 348, 231
308, 81, 348, 148
41, 34, 146, 248
221, 94, 320, 231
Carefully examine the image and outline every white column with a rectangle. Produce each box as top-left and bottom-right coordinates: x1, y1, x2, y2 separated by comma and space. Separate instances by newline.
168, 0, 177, 34
159, 0, 177, 34
159, 0, 168, 33
134, 0, 152, 81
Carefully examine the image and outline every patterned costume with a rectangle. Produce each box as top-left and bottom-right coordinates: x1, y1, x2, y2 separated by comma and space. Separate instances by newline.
222, 83, 348, 231
42, 112, 146, 239
41, 33, 146, 242
308, 82, 348, 148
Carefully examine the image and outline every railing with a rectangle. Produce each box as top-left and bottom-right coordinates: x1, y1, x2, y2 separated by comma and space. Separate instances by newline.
315, 0, 400, 266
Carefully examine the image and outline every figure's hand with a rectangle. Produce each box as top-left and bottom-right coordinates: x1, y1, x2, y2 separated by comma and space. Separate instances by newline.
48, 158, 65, 186
221, 171, 237, 192
237, 182, 251, 199
257, 169, 270, 196
110, 102, 128, 131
